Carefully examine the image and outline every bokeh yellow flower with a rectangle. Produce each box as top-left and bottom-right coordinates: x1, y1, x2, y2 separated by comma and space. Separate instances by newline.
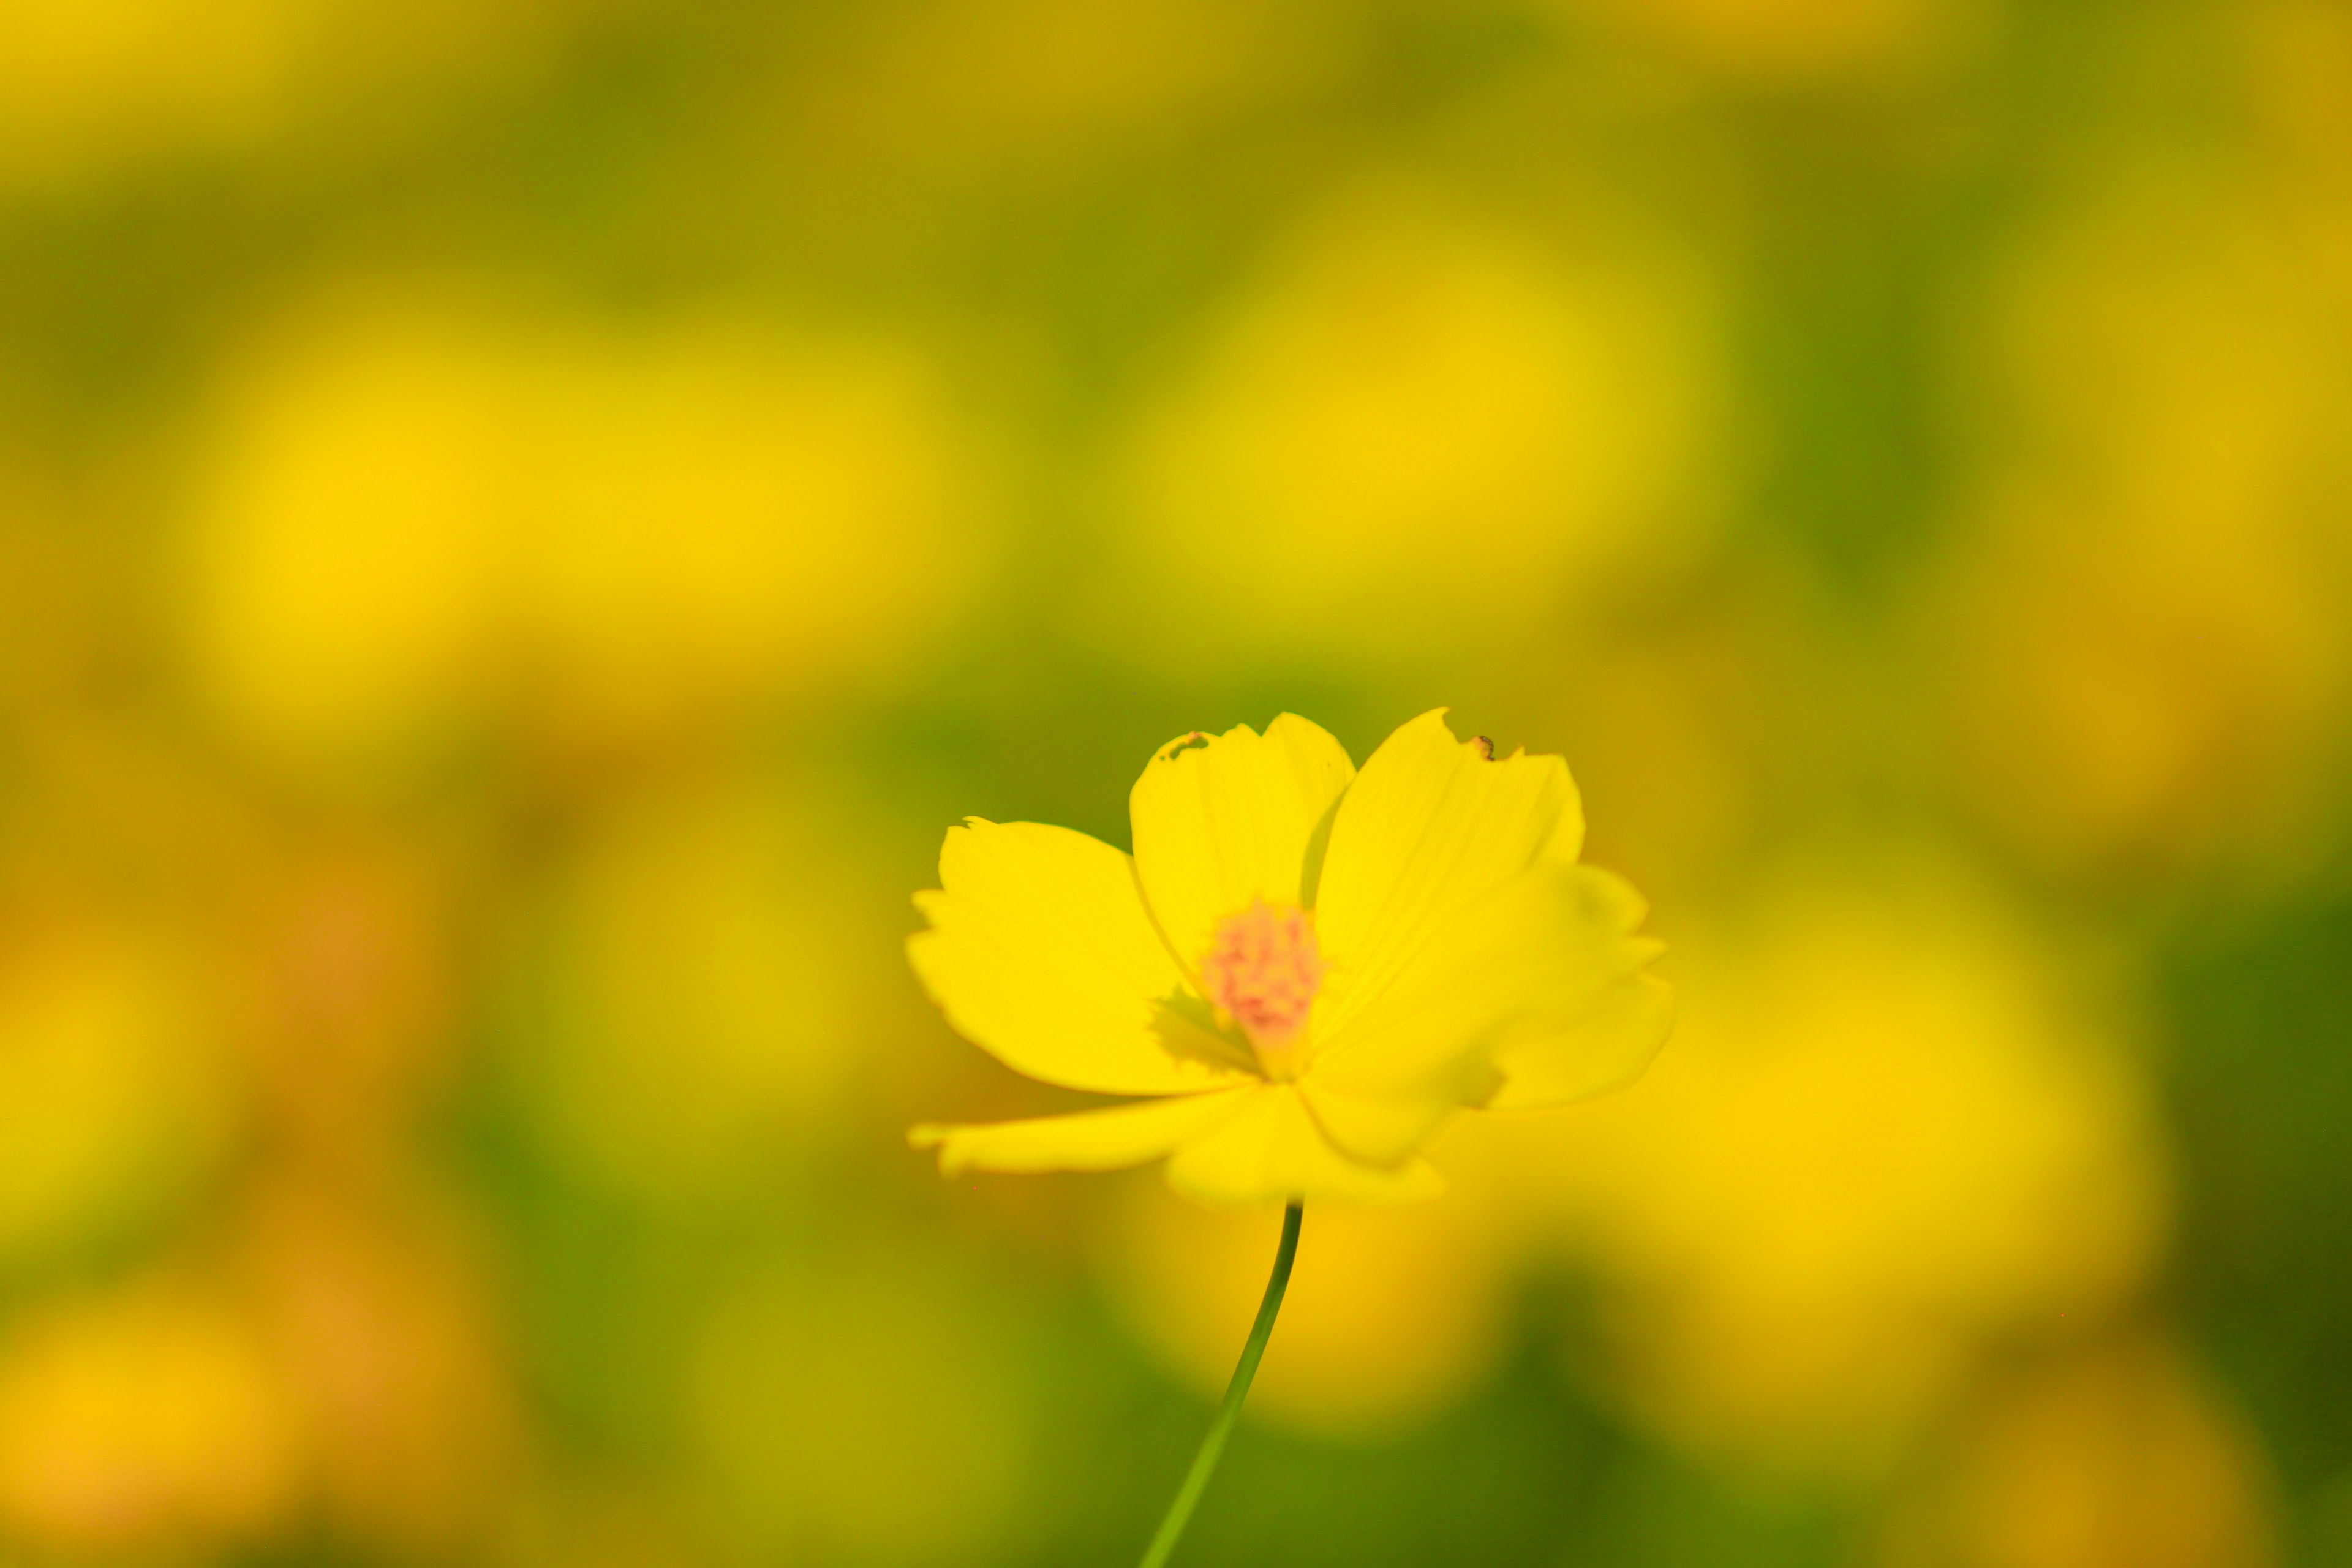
1932, 169, 2352, 888
1879, 1332, 2277, 1568
0, 1280, 298, 1553
909, 710, 1671, 1207
1101, 189, 1721, 673
507, 775, 881, 1205
180, 294, 993, 776
0, 919, 234, 1270
1496, 853, 2169, 1473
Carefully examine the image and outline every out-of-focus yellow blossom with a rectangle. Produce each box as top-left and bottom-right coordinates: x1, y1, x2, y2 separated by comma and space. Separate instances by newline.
1936, 175, 2352, 884
0, 1280, 299, 1551
526, 326, 993, 733
910, 710, 1672, 1207
1936, 502, 2351, 887
182, 296, 992, 774
508, 777, 873, 1203
1502, 856, 2166, 1472
181, 303, 534, 767
683, 1253, 1030, 1567
1106, 1177, 1514, 1434
0, 0, 298, 181
1879, 1333, 2277, 1568
1101, 190, 1719, 669
0, 920, 233, 1268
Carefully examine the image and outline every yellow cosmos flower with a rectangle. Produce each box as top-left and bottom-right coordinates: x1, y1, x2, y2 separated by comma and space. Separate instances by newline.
908, 709, 1672, 1207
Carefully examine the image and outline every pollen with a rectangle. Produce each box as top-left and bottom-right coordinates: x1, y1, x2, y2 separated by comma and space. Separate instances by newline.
1200, 899, 1326, 1073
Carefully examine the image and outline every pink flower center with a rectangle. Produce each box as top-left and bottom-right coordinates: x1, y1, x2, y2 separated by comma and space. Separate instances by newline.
1200, 899, 1325, 1072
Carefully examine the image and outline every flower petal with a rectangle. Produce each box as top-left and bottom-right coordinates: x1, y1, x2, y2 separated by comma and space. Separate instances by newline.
1310, 709, 1584, 1048
1129, 714, 1357, 969
910, 820, 1250, 1095
1482, 967, 1674, 1112
1294, 1079, 1464, 1175
912, 1087, 1256, 1175
1163, 1084, 1445, 1207
1305, 864, 1667, 1161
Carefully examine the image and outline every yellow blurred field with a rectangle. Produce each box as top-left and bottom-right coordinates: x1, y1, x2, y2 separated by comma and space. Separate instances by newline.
2, 1, 2350, 1564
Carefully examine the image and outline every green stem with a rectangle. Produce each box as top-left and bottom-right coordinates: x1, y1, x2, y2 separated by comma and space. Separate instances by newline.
1136, 1201, 1303, 1568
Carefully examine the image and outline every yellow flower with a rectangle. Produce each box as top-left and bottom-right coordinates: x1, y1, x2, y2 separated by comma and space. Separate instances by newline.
908, 710, 1672, 1206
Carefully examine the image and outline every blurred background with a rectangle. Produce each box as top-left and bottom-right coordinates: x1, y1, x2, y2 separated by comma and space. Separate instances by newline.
2, 0, 2350, 1564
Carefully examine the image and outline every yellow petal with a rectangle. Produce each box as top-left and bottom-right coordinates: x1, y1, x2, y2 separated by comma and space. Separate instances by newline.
1483, 968, 1674, 1112
911, 1087, 1256, 1175
909, 820, 1249, 1095
1163, 1084, 1445, 1207
1305, 864, 1667, 1161
1129, 714, 1356, 968
1294, 1079, 1465, 1175
1311, 709, 1584, 1047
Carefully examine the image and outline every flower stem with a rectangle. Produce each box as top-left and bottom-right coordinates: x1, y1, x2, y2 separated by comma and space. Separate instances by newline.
1135, 1200, 1303, 1568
